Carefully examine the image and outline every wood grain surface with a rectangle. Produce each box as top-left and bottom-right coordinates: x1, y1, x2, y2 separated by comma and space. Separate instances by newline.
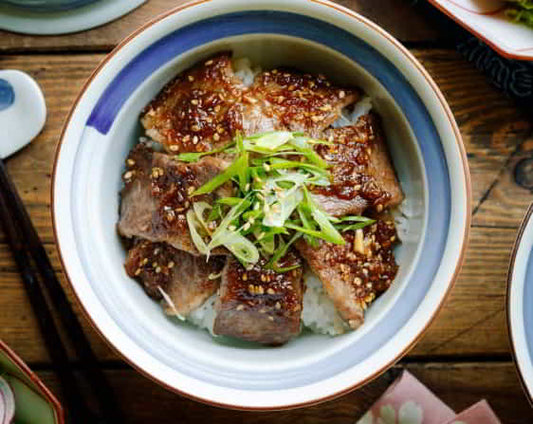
0, 0, 532, 422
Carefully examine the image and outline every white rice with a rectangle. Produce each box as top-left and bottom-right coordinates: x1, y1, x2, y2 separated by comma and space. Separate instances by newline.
301, 270, 350, 335
188, 294, 217, 335
233, 57, 262, 87
182, 59, 405, 338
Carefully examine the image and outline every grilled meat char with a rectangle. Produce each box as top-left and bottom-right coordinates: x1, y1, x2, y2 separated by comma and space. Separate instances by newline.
296, 219, 398, 329
141, 52, 359, 151
141, 54, 244, 154
125, 239, 225, 316
214, 252, 304, 345
118, 143, 231, 256
311, 114, 403, 217
242, 69, 358, 137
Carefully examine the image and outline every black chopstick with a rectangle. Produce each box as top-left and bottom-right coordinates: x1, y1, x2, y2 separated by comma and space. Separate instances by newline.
0, 159, 124, 423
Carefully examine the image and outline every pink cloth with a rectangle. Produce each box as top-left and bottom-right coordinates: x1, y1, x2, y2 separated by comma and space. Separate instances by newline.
356, 371, 501, 424
444, 400, 502, 424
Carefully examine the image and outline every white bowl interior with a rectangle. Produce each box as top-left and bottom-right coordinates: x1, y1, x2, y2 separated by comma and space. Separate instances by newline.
72, 34, 426, 387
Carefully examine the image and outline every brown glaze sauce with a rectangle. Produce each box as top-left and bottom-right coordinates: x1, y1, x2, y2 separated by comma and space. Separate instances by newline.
144, 54, 243, 153
323, 220, 398, 304
225, 252, 303, 317
314, 116, 391, 207
252, 69, 356, 132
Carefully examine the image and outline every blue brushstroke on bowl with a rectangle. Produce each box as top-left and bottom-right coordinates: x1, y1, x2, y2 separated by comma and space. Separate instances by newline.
0, 78, 15, 112
0, 0, 97, 11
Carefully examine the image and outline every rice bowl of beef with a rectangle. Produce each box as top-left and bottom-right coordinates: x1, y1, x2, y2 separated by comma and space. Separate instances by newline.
52, 0, 471, 410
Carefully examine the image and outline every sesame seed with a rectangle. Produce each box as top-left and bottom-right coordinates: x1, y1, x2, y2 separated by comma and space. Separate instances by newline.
187, 186, 195, 195
141, 258, 149, 266
191, 125, 200, 132
268, 316, 274, 321
169, 145, 179, 152
155, 267, 162, 274
126, 158, 136, 166
192, 135, 199, 144
339, 90, 346, 98
191, 99, 199, 105
213, 133, 220, 141
236, 304, 245, 311
205, 59, 214, 66
267, 288, 275, 295
123, 171, 134, 180
243, 222, 251, 231
183, 135, 191, 142
188, 75, 195, 82
168, 261, 175, 269
134, 268, 142, 276
275, 302, 281, 309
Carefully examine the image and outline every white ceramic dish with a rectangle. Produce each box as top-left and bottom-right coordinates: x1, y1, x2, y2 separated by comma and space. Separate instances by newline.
52, 0, 471, 410
428, 0, 533, 61
508, 203, 533, 405
0, 0, 145, 35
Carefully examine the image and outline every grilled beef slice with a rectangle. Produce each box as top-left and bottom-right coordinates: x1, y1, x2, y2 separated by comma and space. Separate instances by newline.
125, 239, 225, 316
141, 53, 244, 154
242, 69, 358, 137
311, 113, 403, 217
142, 53, 359, 149
213, 252, 304, 345
117, 143, 230, 255
296, 219, 398, 330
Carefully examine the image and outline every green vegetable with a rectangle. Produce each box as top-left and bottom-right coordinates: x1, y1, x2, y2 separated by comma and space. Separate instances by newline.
183, 130, 381, 267
192, 153, 248, 196
506, 0, 533, 27
176, 141, 235, 163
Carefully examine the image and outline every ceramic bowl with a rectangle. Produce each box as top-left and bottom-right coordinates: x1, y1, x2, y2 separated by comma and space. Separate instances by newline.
0, 340, 64, 423
507, 203, 533, 405
0, 0, 96, 11
428, 0, 533, 61
52, 0, 471, 410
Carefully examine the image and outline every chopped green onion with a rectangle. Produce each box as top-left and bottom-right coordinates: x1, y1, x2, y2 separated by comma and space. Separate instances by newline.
186, 210, 209, 255
265, 232, 302, 270
192, 154, 247, 196
175, 141, 235, 163
338, 221, 375, 232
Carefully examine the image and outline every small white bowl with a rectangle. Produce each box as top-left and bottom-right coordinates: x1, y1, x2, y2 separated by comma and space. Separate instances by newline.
52, 0, 471, 410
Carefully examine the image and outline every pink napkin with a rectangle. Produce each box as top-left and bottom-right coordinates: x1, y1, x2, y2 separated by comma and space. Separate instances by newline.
356, 371, 502, 424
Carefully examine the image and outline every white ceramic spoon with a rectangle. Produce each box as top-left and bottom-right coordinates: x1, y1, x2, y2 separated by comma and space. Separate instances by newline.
0, 70, 46, 159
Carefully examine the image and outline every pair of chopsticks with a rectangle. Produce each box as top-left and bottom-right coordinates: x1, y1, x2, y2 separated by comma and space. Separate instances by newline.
0, 158, 124, 424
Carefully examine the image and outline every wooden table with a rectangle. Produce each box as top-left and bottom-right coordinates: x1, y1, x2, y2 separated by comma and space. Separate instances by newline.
0, 1, 532, 422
